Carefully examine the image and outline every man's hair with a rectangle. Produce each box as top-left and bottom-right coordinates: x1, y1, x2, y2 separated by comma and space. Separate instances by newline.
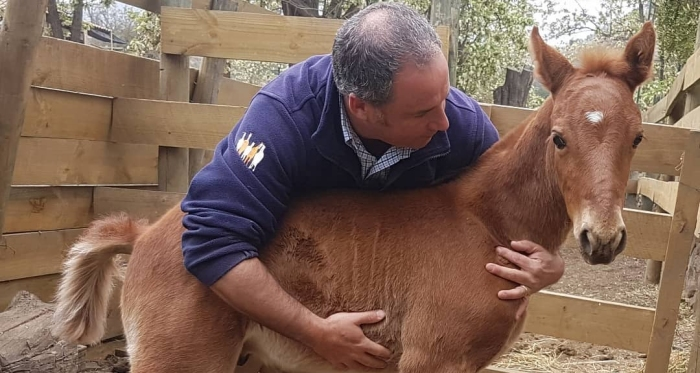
331, 2, 443, 106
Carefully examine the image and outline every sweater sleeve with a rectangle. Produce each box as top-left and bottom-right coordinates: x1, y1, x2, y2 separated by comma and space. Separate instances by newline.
180, 93, 307, 286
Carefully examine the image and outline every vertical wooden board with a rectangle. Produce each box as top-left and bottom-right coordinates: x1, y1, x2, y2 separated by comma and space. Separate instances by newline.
93, 187, 184, 223
22, 87, 113, 141
0, 229, 84, 282
12, 137, 159, 186
645, 130, 700, 372
3, 187, 93, 233
217, 79, 261, 107
0, 274, 61, 311
32, 37, 161, 99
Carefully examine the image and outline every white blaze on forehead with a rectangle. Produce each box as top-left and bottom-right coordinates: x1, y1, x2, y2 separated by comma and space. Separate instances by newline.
585, 111, 604, 123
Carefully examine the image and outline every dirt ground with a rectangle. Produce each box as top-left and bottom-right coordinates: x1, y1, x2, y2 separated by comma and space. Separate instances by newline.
491, 246, 695, 373
79, 246, 695, 373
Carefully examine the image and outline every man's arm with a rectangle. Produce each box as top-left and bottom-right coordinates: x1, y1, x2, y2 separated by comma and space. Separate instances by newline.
180, 94, 391, 370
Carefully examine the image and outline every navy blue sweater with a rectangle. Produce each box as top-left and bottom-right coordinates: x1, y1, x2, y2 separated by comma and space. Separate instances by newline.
180, 54, 500, 286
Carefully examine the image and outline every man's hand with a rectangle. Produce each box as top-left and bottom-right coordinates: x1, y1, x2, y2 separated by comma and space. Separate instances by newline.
485, 240, 565, 300
308, 311, 392, 371
210, 258, 391, 371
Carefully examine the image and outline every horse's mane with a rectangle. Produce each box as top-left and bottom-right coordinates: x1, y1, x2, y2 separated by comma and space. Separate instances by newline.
575, 44, 654, 86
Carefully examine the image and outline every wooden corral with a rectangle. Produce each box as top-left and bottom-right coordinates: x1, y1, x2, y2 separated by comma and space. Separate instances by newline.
1, 1, 700, 373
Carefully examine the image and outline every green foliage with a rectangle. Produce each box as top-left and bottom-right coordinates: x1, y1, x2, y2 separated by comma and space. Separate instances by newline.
455, 0, 537, 104
656, 0, 700, 65
124, 9, 160, 58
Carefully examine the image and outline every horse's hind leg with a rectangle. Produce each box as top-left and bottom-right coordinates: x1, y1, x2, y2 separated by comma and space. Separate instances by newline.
123, 298, 247, 373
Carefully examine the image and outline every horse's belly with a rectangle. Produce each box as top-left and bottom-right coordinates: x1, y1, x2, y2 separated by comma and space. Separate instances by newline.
243, 324, 398, 373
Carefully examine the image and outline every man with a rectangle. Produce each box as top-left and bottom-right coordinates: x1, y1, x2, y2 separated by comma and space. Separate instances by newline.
181, 2, 564, 371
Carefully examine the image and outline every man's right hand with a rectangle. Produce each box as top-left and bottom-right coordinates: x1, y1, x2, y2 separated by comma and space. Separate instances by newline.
308, 310, 392, 371
210, 258, 392, 371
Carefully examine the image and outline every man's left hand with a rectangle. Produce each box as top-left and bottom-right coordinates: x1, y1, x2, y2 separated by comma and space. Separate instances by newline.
485, 240, 565, 300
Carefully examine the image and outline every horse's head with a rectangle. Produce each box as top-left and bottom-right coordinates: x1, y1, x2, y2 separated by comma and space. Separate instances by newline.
529, 22, 655, 264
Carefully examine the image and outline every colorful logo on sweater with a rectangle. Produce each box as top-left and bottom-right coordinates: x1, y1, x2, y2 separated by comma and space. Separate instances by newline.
236, 132, 266, 172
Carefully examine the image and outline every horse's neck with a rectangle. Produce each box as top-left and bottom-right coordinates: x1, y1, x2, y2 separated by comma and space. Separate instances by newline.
459, 101, 572, 250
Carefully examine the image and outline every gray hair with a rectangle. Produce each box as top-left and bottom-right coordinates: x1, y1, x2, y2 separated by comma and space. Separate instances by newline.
331, 2, 443, 106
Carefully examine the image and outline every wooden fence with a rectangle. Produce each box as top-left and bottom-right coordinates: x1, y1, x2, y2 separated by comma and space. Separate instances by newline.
639, 33, 700, 373
1, 1, 699, 373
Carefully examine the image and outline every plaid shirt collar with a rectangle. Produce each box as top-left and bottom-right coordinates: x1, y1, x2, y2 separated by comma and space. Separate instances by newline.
339, 95, 413, 182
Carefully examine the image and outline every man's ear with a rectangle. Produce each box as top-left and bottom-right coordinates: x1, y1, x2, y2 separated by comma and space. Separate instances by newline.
345, 93, 371, 121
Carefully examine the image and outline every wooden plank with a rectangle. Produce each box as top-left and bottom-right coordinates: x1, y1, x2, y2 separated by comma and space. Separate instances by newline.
665, 63, 687, 118
160, 8, 450, 64
117, 0, 276, 14
217, 79, 261, 107
489, 105, 689, 176
0, 273, 60, 311
3, 187, 93, 233
93, 187, 184, 223
32, 36, 162, 99
523, 291, 655, 353
12, 137, 158, 186
111, 98, 244, 150
563, 208, 671, 262
675, 104, 700, 130
645, 130, 700, 372
23, 87, 113, 141
684, 47, 700, 91
637, 177, 678, 213
642, 94, 668, 123
0, 229, 84, 282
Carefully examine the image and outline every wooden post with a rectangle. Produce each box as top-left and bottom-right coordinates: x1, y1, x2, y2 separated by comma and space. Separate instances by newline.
0, 0, 49, 236
159, 0, 192, 192
189, 0, 235, 182
429, 0, 457, 86
645, 130, 700, 372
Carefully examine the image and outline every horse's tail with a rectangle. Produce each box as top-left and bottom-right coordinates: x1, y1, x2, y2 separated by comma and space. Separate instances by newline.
52, 213, 149, 345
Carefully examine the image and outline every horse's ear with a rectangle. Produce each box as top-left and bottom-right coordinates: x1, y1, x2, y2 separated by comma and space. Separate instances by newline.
528, 26, 575, 95
623, 21, 656, 90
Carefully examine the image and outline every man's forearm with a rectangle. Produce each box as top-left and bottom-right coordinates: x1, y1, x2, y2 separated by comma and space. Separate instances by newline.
209, 257, 325, 347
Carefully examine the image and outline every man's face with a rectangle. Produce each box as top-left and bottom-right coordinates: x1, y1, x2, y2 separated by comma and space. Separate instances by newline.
370, 54, 451, 149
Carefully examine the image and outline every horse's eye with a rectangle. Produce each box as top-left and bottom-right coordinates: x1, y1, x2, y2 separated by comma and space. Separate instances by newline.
633, 134, 643, 148
553, 134, 566, 149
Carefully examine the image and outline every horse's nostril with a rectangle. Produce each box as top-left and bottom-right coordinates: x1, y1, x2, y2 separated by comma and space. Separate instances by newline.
616, 228, 627, 254
579, 229, 592, 256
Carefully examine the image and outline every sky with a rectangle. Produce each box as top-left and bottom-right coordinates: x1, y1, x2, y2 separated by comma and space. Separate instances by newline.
533, 0, 604, 45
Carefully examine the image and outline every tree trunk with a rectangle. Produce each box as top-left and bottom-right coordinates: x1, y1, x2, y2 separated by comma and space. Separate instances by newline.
69, 0, 84, 43
493, 68, 533, 107
46, 0, 64, 39
0, 291, 84, 372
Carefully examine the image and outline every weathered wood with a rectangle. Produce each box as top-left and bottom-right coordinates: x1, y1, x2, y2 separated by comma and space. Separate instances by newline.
493, 68, 533, 107
12, 137, 158, 186
0, 229, 83, 283
93, 187, 184, 222
23, 87, 113, 141
217, 79, 261, 106
159, 0, 192, 193
0, 0, 50, 236
3, 187, 93, 233
160, 8, 450, 64
0, 291, 83, 373
189, 0, 235, 181
111, 98, 244, 150
646, 130, 700, 373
